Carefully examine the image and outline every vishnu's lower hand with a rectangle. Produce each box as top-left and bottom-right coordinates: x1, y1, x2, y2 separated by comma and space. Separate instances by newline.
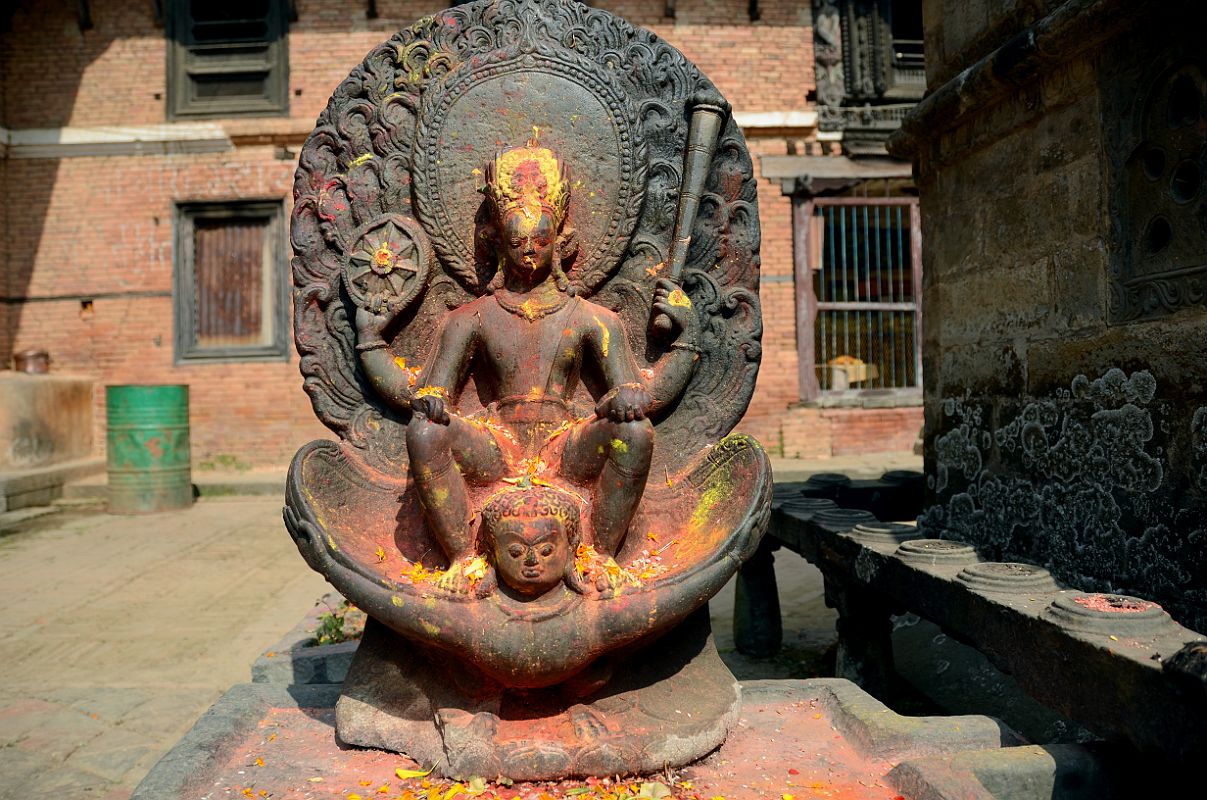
412, 394, 450, 425
595, 383, 650, 422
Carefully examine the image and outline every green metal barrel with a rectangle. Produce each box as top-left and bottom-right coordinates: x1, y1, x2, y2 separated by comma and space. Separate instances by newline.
105, 385, 193, 513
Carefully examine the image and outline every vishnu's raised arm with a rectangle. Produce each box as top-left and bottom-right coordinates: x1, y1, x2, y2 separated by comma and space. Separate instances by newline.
355, 306, 414, 412
639, 278, 703, 415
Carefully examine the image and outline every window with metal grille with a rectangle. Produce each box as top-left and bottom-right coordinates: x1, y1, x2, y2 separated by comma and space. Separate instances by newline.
174, 201, 288, 362
796, 197, 922, 399
167, 0, 289, 119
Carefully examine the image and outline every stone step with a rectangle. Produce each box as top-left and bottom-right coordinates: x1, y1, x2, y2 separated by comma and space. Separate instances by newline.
63, 467, 287, 499
0, 456, 105, 512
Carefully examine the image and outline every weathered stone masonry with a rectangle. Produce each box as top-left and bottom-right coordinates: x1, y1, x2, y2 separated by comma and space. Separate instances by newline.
892, 0, 1207, 632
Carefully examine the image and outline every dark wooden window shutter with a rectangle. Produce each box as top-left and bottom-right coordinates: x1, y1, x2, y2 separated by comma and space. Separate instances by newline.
174, 201, 288, 362
167, 0, 289, 118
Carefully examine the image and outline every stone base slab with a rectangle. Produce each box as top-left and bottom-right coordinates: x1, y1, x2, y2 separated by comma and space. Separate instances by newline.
250, 591, 358, 686
335, 611, 739, 781
0, 456, 104, 513
131, 677, 1139, 800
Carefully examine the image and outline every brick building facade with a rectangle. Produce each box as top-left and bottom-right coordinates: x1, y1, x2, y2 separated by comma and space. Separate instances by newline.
0, 0, 922, 467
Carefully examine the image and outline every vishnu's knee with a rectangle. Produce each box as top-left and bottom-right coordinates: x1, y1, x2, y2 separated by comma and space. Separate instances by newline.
407, 417, 452, 466
606, 418, 653, 470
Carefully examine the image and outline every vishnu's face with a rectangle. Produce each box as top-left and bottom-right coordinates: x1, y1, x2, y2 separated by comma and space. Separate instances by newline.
491, 516, 569, 596
500, 208, 557, 278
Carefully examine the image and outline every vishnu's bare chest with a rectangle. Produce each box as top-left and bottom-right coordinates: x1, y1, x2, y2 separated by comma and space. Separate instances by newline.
467, 295, 600, 401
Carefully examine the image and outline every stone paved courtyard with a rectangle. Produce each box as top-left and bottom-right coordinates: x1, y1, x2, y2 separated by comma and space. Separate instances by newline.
0, 453, 915, 799
0, 499, 329, 800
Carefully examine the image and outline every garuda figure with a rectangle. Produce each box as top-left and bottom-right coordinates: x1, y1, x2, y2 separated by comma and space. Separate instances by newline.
285, 0, 770, 780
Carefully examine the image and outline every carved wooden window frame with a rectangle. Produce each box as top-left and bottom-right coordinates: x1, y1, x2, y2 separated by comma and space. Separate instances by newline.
814, 0, 925, 135
173, 200, 290, 364
793, 196, 923, 403
166, 0, 290, 120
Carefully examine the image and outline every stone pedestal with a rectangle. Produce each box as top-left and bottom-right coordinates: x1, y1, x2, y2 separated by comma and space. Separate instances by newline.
0, 372, 101, 511
336, 610, 740, 780
0, 372, 93, 471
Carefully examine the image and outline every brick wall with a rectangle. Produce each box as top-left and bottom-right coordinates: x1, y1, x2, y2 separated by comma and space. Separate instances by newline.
3, 150, 330, 464
738, 135, 799, 450
0, 0, 914, 465
781, 406, 924, 460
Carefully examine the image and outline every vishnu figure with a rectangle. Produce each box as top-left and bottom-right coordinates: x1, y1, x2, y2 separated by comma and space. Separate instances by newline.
355, 141, 700, 575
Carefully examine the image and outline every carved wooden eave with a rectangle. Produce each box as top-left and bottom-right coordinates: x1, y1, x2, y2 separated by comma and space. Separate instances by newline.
759, 154, 911, 196
887, 0, 1146, 160
732, 110, 818, 138
811, 0, 924, 154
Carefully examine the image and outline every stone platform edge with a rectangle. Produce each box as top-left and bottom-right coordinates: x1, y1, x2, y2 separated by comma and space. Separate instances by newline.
250, 591, 357, 685
132, 678, 1135, 800
131, 683, 341, 800
0, 456, 104, 512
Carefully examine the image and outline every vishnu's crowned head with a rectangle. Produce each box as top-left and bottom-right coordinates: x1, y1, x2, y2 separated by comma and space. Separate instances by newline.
480, 138, 577, 292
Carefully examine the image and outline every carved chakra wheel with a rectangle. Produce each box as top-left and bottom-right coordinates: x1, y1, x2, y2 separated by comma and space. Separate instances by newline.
342, 215, 431, 312
285, 0, 769, 780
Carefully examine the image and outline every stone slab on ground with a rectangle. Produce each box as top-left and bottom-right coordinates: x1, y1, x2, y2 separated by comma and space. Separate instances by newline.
0, 504, 60, 532
132, 678, 1131, 800
251, 592, 359, 686
0, 455, 104, 512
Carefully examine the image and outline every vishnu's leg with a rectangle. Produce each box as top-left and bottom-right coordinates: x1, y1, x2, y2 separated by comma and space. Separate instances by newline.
562, 418, 654, 555
407, 416, 506, 562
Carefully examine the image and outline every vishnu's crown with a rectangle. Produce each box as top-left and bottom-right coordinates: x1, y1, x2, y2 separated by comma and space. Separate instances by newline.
482, 136, 571, 228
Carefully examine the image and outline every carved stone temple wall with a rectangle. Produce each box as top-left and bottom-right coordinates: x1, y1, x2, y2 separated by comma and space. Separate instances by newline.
0, 0, 917, 465
890, 0, 1207, 632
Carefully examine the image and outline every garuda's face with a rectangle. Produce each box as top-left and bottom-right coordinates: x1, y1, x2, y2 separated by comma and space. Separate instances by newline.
491, 516, 568, 596
500, 208, 557, 278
